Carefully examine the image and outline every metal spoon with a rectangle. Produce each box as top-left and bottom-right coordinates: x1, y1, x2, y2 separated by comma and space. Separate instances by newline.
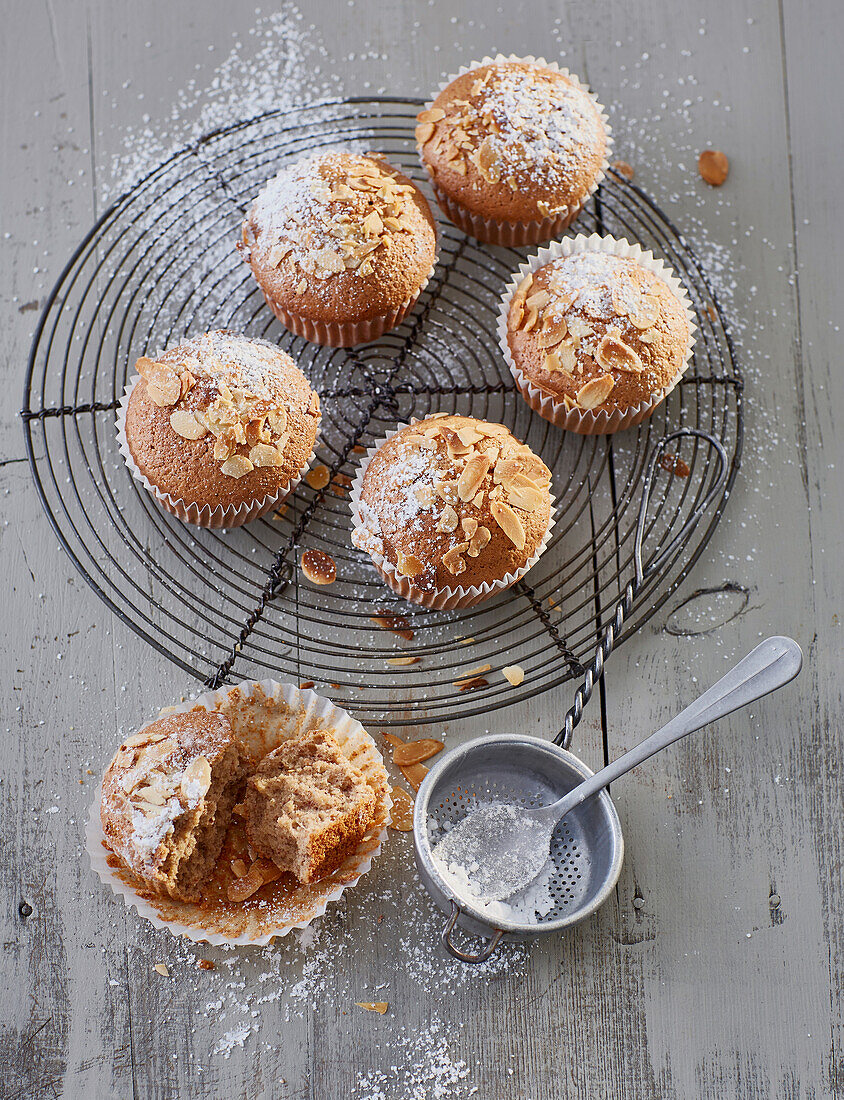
432, 635, 802, 903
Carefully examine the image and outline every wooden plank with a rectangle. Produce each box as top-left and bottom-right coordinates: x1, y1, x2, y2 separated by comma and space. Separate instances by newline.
1, 0, 842, 1097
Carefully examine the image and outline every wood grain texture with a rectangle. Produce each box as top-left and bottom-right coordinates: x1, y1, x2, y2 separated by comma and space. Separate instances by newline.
2, 0, 842, 1097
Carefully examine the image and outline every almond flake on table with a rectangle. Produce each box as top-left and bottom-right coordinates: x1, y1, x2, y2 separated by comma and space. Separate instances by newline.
300, 548, 336, 585
154, 963, 170, 977
355, 1002, 389, 1014
305, 464, 331, 490
386, 655, 419, 666
453, 663, 492, 686
392, 739, 444, 766
388, 786, 414, 831
698, 149, 729, 186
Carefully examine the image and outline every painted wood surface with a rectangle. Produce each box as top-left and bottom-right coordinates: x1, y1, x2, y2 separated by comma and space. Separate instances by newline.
2, 0, 842, 1097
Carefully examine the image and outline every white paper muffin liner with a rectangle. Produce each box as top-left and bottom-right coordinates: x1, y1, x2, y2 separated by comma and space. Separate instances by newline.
496, 233, 697, 435
419, 54, 613, 246
86, 680, 392, 946
116, 376, 319, 528
349, 420, 557, 610
260, 257, 438, 348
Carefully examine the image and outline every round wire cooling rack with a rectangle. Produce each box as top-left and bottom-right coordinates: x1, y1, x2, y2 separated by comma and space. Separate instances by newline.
22, 97, 743, 726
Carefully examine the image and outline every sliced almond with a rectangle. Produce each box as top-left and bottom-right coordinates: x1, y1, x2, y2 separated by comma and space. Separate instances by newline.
436, 504, 459, 533
370, 612, 413, 641
417, 107, 445, 124
389, 785, 414, 831
698, 149, 729, 186
355, 1002, 389, 1014
123, 730, 167, 749
442, 544, 468, 576
180, 756, 212, 802
502, 665, 525, 687
154, 963, 170, 977
301, 549, 336, 585
396, 552, 424, 578
536, 316, 568, 348
506, 483, 546, 513
576, 375, 615, 409
169, 409, 207, 440
490, 501, 526, 550
526, 290, 552, 311
386, 655, 419, 666
628, 293, 661, 330
493, 454, 548, 487
522, 305, 539, 334
145, 371, 182, 407
567, 316, 593, 342
457, 452, 491, 502
458, 676, 488, 692
456, 426, 483, 447
393, 739, 444, 766
415, 121, 435, 144
133, 785, 166, 806
543, 348, 575, 376
441, 428, 471, 457
227, 858, 281, 903
220, 454, 254, 478
460, 516, 478, 538
467, 525, 491, 558
398, 761, 428, 791
249, 443, 284, 467
306, 464, 331, 490
454, 663, 491, 686
596, 331, 643, 374
362, 210, 384, 236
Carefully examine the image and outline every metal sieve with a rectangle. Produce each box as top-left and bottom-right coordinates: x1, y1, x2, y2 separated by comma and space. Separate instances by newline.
413, 429, 743, 961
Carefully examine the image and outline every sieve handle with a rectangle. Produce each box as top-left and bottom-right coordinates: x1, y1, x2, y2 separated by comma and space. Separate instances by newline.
546, 636, 803, 821
441, 901, 504, 964
555, 429, 729, 748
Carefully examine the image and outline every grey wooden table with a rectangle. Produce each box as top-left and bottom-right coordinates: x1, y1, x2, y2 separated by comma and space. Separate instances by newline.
3, 1, 842, 1097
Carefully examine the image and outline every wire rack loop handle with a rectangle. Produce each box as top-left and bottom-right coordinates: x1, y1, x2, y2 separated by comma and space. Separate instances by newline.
554, 428, 729, 749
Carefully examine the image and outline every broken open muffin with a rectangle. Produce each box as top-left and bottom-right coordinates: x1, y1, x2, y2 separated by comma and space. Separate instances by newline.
243, 728, 379, 884
100, 711, 245, 902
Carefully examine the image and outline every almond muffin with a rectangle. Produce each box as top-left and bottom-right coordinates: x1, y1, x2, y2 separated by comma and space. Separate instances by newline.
351, 414, 553, 609
239, 151, 438, 347
100, 711, 245, 903
243, 728, 379, 885
120, 329, 321, 527
417, 56, 610, 246
501, 237, 695, 434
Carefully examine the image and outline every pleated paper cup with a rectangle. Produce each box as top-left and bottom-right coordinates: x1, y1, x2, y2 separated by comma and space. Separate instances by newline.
497, 233, 697, 435
86, 681, 391, 946
116, 377, 318, 528
259, 259, 437, 348
420, 54, 612, 247
349, 421, 556, 610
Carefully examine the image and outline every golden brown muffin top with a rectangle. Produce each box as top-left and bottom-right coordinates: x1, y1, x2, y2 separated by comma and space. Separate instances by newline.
417, 61, 607, 223
506, 251, 691, 413
354, 415, 552, 592
240, 151, 437, 323
100, 711, 236, 871
125, 330, 320, 509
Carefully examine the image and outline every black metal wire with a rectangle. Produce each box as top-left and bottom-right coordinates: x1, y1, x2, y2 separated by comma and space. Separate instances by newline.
21, 97, 743, 726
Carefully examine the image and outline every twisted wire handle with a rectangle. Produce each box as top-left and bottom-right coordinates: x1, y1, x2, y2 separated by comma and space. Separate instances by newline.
555, 429, 729, 749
